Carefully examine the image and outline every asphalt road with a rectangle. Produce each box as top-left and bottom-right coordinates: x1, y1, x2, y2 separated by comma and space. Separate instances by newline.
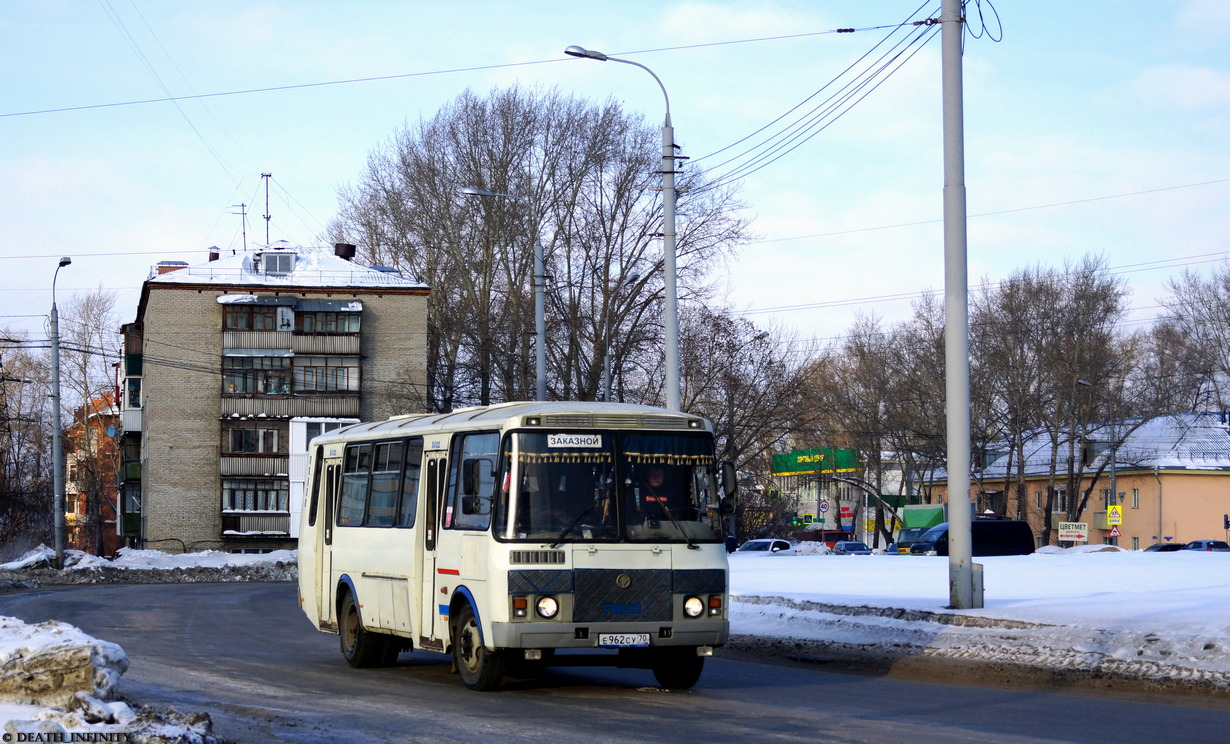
2, 583, 1228, 743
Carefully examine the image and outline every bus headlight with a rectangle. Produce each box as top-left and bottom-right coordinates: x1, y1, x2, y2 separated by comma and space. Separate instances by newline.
536, 595, 559, 619
683, 596, 704, 618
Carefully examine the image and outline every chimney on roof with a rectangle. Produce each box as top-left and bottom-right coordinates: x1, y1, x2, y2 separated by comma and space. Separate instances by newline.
208, 246, 220, 262
334, 243, 356, 262
155, 260, 189, 275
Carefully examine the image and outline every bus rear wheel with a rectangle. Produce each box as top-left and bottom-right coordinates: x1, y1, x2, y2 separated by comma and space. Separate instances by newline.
451, 604, 505, 691
651, 647, 705, 690
339, 592, 398, 668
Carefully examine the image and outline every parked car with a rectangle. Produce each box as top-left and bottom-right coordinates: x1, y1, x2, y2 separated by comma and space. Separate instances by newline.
1181, 540, 1230, 552
909, 519, 1035, 556
887, 527, 931, 555
831, 540, 872, 555
734, 538, 796, 556
1142, 542, 1185, 552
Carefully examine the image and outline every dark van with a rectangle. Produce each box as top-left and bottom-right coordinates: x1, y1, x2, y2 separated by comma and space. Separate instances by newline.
909, 519, 1034, 556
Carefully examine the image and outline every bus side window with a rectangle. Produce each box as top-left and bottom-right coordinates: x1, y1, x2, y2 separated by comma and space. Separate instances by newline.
338, 444, 370, 526
396, 437, 423, 528
448, 432, 498, 530
307, 446, 323, 527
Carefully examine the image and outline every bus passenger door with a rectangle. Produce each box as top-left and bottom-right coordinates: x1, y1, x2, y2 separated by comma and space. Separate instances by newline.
318, 461, 338, 625
419, 452, 447, 649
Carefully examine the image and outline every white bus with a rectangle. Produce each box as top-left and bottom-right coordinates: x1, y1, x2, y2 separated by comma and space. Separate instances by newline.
297, 401, 736, 690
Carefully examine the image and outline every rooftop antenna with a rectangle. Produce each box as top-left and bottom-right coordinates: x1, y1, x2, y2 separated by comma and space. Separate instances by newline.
231, 202, 247, 252
261, 173, 272, 245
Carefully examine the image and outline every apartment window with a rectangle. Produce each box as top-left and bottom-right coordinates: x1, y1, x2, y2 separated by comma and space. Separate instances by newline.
304, 421, 347, 443
1034, 491, 1042, 509
223, 356, 291, 395
296, 311, 360, 335
126, 378, 141, 408
224, 306, 279, 331
1131, 537, 1139, 550
1132, 488, 1139, 509
293, 356, 360, 392
262, 252, 295, 275
222, 421, 288, 455
222, 478, 288, 511
123, 483, 140, 513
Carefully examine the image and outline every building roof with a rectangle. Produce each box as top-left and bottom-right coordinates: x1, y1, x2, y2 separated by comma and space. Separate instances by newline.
979, 412, 1230, 479
147, 241, 428, 290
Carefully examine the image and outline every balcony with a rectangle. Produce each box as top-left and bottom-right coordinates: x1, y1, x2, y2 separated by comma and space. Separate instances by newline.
221, 456, 290, 477
122, 407, 143, 432
221, 511, 290, 537
122, 461, 141, 481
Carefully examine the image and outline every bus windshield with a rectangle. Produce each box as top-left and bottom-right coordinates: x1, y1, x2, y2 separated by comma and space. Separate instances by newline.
498, 430, 722, 544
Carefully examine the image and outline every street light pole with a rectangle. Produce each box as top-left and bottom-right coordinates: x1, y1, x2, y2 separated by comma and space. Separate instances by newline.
50, 256, 71, 569
460, 186, 547, 401
565, 45, 681, 411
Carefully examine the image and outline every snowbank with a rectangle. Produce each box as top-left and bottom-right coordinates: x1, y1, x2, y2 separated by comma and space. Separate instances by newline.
0, 616, 127, 705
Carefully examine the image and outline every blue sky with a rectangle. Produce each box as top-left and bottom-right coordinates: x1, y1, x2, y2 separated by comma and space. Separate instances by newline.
2, 1, 1228, 354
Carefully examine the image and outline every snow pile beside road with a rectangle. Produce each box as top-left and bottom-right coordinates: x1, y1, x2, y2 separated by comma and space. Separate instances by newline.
0, 616, 128, 704
0, 545, 296, 590
0, 617, 220, 743
4, 693, 220, 743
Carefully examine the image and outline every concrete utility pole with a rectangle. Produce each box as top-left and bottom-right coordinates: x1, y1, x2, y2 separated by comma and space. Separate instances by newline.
51, 256, 71, 569
941, 0, 981, 609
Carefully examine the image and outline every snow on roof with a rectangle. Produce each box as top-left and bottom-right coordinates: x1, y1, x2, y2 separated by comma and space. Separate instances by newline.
147, 241, 427, 290
977, 412, 1230, 478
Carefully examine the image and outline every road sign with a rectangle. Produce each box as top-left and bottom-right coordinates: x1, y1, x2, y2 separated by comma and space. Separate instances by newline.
1107, 505, 1123, 525
1109, 525, 1121, 538
819, 500, 829, 513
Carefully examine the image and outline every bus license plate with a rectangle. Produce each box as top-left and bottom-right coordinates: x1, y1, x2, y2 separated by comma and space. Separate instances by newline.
598, 633, 650, 648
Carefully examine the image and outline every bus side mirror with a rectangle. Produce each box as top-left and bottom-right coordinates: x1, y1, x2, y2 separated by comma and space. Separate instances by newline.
462, 458, 482, 496
719, 461, 737, 498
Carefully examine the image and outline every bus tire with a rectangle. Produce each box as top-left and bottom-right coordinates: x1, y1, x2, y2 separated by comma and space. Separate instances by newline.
651, 647, 705, 690
339, 591, 396, 668
451, 604, 505, 691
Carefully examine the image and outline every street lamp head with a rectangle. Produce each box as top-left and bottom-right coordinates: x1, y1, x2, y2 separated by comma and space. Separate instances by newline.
565, 45, 608, 61
58, 257, 71, 268
459, 186, 496, 198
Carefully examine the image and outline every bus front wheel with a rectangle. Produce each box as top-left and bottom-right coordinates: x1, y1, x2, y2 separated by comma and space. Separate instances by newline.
339, 592, 397, 668
651, 647, 705, 690
451, 604, 505, 691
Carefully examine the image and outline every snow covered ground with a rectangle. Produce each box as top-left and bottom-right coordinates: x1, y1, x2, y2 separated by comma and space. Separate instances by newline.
730, 543, 1230, 688
3, 543, 1229, 736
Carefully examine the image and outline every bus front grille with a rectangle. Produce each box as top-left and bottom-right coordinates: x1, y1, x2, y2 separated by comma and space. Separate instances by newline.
573, 569, 671, 622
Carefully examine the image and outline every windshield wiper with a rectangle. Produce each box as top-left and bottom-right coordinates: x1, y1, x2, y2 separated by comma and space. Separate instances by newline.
549, 493, 605, 548
649, 495, 698, 550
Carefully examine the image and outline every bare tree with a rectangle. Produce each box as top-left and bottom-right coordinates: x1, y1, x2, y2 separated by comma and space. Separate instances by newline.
330, 85, 748, 410
1159, 264, 1230, 409
59, 288, 121, 555
0, 333, 52, 559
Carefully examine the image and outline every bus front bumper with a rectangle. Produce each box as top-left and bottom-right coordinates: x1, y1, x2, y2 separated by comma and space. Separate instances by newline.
490, 619, 728, 650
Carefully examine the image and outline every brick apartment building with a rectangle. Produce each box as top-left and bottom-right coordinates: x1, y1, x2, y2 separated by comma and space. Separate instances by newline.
118, 241, 428, 552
